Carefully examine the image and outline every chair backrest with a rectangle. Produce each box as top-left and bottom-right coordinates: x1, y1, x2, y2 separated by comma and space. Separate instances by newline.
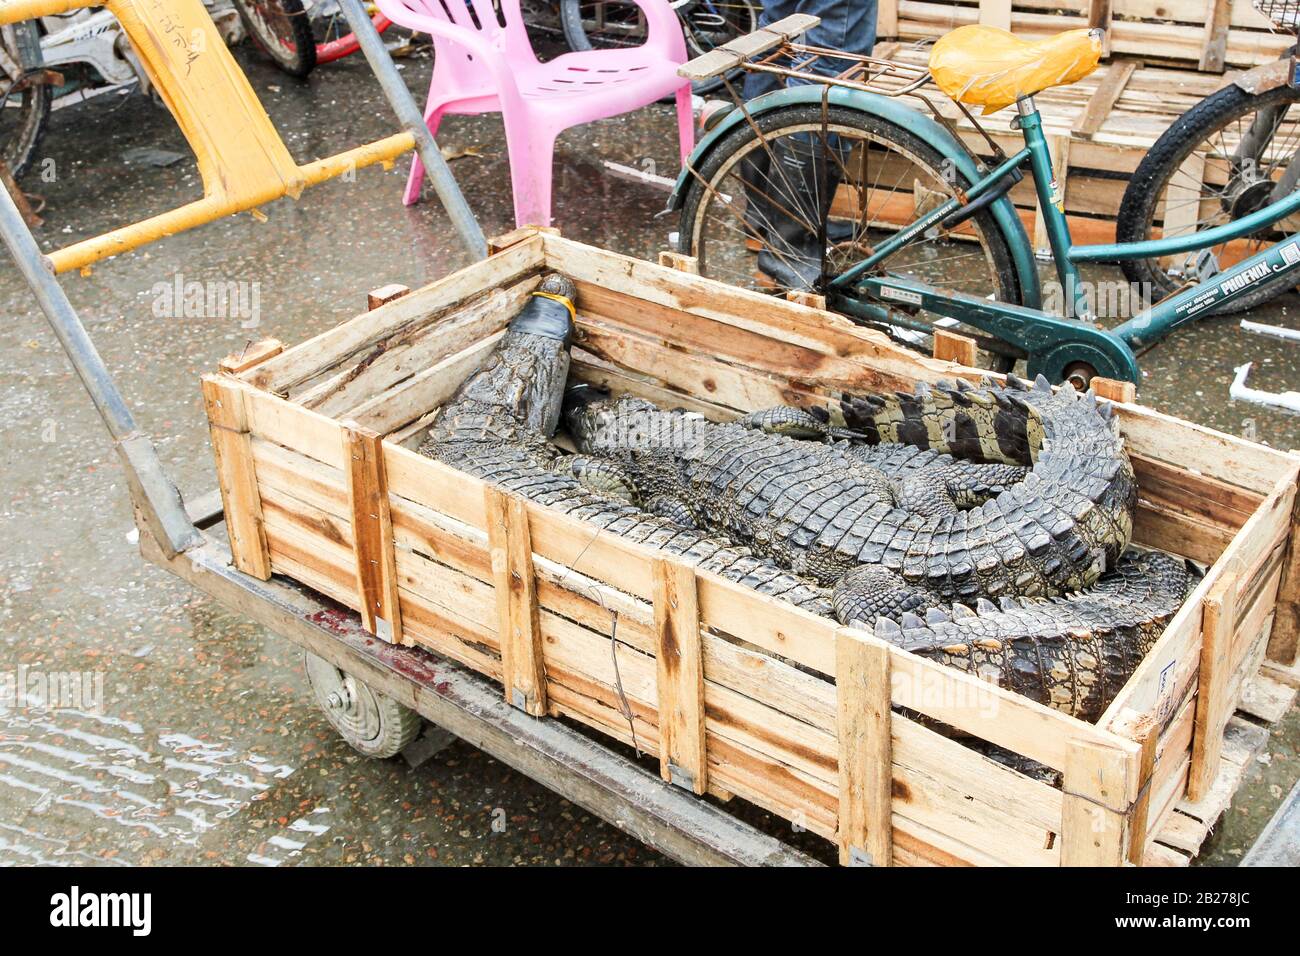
402, 0, 537, 69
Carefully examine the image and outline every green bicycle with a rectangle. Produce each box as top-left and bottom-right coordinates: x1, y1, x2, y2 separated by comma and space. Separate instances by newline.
669, 16, 1300, 387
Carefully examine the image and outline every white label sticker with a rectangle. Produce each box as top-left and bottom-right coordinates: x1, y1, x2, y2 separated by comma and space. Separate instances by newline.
882, 286, 923, 306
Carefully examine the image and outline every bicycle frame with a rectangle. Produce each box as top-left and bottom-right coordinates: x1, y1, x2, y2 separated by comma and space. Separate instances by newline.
830, 95, 1300, 383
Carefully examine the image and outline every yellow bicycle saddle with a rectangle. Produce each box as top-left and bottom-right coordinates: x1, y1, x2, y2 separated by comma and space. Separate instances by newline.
929, 26, 1104, 114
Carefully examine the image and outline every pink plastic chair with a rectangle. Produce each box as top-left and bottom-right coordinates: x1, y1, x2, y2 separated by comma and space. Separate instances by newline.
375, 0, 695, 228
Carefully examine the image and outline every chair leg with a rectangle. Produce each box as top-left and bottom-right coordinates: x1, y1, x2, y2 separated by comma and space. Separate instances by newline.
675, 84, 696, 165
402, 102, 447, 207
504, 123, 556, 228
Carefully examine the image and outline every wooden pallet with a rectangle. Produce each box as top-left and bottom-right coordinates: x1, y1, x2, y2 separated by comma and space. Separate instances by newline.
202, 227, 1300, 866
1145, 670, 1297, 864
880, 0, 1290, 74
835, 0, 1296, 245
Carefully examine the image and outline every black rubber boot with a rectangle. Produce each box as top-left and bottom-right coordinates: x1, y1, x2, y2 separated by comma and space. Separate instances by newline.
753, 133, 848, 291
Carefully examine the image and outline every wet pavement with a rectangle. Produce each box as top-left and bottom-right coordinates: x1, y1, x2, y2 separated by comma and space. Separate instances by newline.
0, 41, 1297, 867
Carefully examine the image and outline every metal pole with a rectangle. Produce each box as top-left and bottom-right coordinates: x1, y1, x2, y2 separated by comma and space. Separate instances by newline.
338, 0, 488, 259
0, 180, 201, 556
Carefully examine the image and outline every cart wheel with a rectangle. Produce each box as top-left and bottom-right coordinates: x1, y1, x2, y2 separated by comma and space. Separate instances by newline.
304, 652, 421, 758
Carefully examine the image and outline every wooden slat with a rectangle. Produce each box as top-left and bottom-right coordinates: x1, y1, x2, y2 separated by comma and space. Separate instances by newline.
342, 424, 403, 643
979, 0, 1011, 31
785, 289, 827, 311
651, 559, 707, 794
658, 251, 699, 274
1199, 0, 1233, 72
367, 283, 411, 311
219, 337, 283, 375
201, 375, 271, 580
1109, 709, 1160, 864
1032, 134, 1072, 255
1159, 150, 1206, 260
1060, 736, 1138, 865
1087, 0, 1114, 56
488, 225, 559, 255
1188, 572, 1238, 800
484, 486, 548, 716
1079, 60, 1139, 138
835, 629, 893, 866
1266, 488, 1300, 666
1093, 375, 1137, 404
932, 328, 978, 367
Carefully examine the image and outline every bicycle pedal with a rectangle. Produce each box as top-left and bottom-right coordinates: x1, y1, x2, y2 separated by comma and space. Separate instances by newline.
1194, 248, 1221, 282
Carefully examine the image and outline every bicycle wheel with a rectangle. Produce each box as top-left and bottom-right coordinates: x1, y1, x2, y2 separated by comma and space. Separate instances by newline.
559, 0, 759, 96
677, 103, 1025, 369
0, 22, 51, 180
312, 4, 392, 64
1116, 81, 1300, 314
233, 0, 317, 77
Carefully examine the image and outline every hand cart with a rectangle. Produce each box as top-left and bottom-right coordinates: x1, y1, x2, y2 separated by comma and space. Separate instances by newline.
0, 0, 815, 866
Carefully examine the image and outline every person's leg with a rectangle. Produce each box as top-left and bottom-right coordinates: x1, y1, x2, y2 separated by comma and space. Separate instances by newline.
755, 0, 878, 288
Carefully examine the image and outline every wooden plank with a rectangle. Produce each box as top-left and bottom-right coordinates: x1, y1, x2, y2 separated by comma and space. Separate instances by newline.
1033, 134, 1072, 255
932, 328, 978, 367
1199, 0, 1233, 72
367, 283, 411, 311
835, 629, 893, 867
201, 376, 271, 580
651, 559, 707, 794
1110, 709, 1160, 864
785, 289, 827, 311
1087, 0, 1114, 56
1188, 572, 1237, 800
1060, 736, 1138, 865
979, 0, 1011, 31
487, 224, 558, 255
1079, 60, 1139, 138
484, 486, 548, 716
341, 424, 403, 644
1159, 150, 1206, 261
879, 0, 899, 37
1266, 487, 1300, 666
658, 251, 699, 274
220, 337, 283, 375
246, 236, 543, 393
1093, 375, 1137, 404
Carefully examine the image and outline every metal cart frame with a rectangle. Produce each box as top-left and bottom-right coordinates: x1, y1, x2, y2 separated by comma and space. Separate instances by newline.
0, 0, 815, 867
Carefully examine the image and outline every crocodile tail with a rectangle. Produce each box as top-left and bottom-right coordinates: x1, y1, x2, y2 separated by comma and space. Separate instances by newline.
869, 551, 1191, 722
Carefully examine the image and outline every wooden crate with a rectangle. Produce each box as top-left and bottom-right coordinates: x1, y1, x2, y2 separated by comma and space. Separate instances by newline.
881, 0, 1290, 73
202, 227, 1300, 866
856, 0, 1293, 245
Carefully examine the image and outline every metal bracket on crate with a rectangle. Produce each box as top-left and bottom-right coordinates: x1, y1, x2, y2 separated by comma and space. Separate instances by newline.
667, 762, 696, 792
846, 847, 874, 867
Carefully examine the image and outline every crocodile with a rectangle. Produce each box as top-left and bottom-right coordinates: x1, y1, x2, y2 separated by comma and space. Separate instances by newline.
418, 274, 833, 617
420, 275, 1189, 721
562, 375, 1138, 615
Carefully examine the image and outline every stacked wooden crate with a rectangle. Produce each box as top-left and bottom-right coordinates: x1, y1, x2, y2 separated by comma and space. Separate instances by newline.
871, 0, 1293, 245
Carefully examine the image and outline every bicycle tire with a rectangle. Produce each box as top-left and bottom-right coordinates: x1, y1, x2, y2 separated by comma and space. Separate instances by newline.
315, 11, 392, 64
233, 0, 317, 77
677, 103, 1025, 370
1116, 81, 1300, 314
558, 0, 757, 97
0, 22, 51, 180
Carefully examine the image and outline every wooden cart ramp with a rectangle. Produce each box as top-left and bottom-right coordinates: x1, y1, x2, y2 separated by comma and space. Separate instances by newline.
203, 227, 1300, 866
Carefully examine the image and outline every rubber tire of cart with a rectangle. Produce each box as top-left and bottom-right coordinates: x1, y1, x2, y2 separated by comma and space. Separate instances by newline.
303, 652, 422, 758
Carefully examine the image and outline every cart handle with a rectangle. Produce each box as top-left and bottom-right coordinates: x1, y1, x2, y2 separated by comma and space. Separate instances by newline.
0, 0, 486, 271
